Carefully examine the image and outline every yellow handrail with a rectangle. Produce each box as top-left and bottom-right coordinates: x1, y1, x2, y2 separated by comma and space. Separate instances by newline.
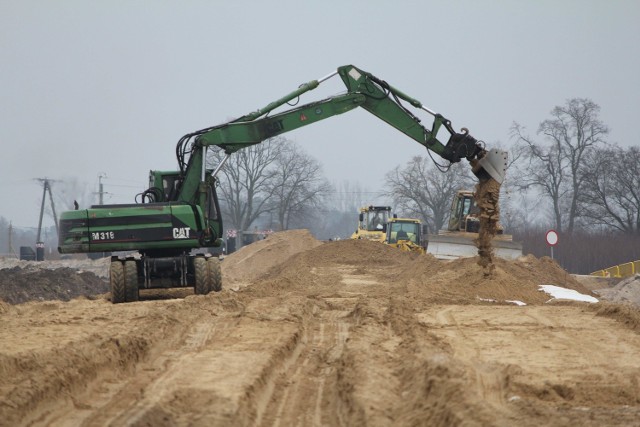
591, 260, 639, 278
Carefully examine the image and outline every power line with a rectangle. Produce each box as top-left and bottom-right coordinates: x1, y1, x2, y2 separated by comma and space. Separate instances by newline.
326, 191, 385, 194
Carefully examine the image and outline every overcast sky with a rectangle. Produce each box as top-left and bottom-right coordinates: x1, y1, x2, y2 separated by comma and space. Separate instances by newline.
1, 0, 638, 229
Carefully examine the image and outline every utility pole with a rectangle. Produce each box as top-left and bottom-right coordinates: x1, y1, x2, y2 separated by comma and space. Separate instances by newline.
34, 178, 59, 261
8, 221, 16, 257
96, 173, 107, 205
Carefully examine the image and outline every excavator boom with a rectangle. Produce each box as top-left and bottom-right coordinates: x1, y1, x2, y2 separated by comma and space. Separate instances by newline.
176, 65, 506, 206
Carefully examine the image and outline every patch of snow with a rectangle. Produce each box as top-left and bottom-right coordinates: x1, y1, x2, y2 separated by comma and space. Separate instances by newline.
479, 297, 527, 306
506, 300, 527, 306
539, 285, 598, 303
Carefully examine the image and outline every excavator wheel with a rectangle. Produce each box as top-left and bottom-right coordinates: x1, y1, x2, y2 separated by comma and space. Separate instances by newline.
208, 257, 222, 292
194, 257, 211, 295
124, 260, 139, 302
110, 260, 125, 304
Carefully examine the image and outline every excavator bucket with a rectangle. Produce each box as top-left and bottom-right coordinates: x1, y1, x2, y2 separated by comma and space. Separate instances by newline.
472, 149, 508, 184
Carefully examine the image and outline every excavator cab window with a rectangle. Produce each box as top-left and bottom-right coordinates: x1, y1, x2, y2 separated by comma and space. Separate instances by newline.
162, 175, 181, 201
462, 195, 480, 216
461, 198, 472, 216
449, 193, 477, 232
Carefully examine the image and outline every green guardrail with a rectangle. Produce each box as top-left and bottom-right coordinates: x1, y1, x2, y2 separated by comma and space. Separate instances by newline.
591, 260, 640, 278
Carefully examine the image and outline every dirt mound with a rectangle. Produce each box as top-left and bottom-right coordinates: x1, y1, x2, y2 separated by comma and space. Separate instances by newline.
0, 257, 110, 278
0, 266, 108, 304
247, 238, 593, 306
595, 274, 640, 306
0, 234, 591, 308
221, 229, 323, 286
404, 253, 593, 305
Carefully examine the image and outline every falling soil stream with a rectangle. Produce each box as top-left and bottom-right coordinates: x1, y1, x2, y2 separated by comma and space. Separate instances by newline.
474, 177, 502, 275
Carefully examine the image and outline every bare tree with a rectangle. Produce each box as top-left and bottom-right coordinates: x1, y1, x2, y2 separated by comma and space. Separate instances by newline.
511, 98, 608, 234
266, 143, 332, 230
384, 156, 474, 233
581, 146, 640, 234
207, 138, 285, 230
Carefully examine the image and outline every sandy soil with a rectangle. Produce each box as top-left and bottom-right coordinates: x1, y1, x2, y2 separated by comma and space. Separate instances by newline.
474, 176, 501, 274
2, 229, 640, 426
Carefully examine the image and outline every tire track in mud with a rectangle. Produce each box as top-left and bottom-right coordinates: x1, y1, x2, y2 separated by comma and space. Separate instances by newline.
2, 299, 201, 427
255, 267, 363, 427
44, 285, 361, 426
258, 306, 353, 427
422, 305, 640, 425
24, 305, 241, 427
83, 319, 236, 426
433, 306, 511, 413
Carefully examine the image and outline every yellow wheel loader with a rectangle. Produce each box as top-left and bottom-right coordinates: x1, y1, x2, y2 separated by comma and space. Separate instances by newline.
385, 217, 427, 254
351, 206, 426, 254
350, 206, 391, 242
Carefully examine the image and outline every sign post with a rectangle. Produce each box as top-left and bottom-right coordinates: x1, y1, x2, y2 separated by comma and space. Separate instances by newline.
545, 229, 559, 259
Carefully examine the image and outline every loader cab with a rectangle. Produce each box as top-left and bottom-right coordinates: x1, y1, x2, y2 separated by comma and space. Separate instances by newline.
351, 206, 391, 242
360, 206, 391, 232
387, 220, 421, 244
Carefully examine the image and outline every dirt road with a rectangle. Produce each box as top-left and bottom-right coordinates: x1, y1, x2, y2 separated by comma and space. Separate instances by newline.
2, 230, 640, 426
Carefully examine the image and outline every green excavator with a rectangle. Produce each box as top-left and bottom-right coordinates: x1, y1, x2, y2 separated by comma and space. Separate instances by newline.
58, 64, 507, 303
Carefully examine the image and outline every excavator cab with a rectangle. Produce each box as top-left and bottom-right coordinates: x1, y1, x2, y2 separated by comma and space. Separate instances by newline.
144, 170, 182, 202
448, 191, 477, 232
447, 190, 502, 234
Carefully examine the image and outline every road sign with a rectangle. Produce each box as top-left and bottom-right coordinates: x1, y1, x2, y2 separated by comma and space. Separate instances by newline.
546, 229, 559, 260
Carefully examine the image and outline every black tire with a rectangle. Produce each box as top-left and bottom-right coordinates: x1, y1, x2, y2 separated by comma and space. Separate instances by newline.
110, 261, 125, 304
194, 257, 210, 295
208, 257, 222, 292
124, 260, 139, 302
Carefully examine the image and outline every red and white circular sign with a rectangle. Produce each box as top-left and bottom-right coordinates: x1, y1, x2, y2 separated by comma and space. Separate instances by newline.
545, 230, 559, 246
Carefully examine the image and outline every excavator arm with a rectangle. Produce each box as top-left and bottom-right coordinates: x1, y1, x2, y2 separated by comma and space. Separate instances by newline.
175, 65, 506, 206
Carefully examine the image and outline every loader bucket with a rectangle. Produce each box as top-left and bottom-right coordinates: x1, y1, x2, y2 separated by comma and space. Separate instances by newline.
472, 149, 508, 184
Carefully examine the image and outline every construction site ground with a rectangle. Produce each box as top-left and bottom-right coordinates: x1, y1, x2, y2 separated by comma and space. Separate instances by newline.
2, 229, 640, 426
